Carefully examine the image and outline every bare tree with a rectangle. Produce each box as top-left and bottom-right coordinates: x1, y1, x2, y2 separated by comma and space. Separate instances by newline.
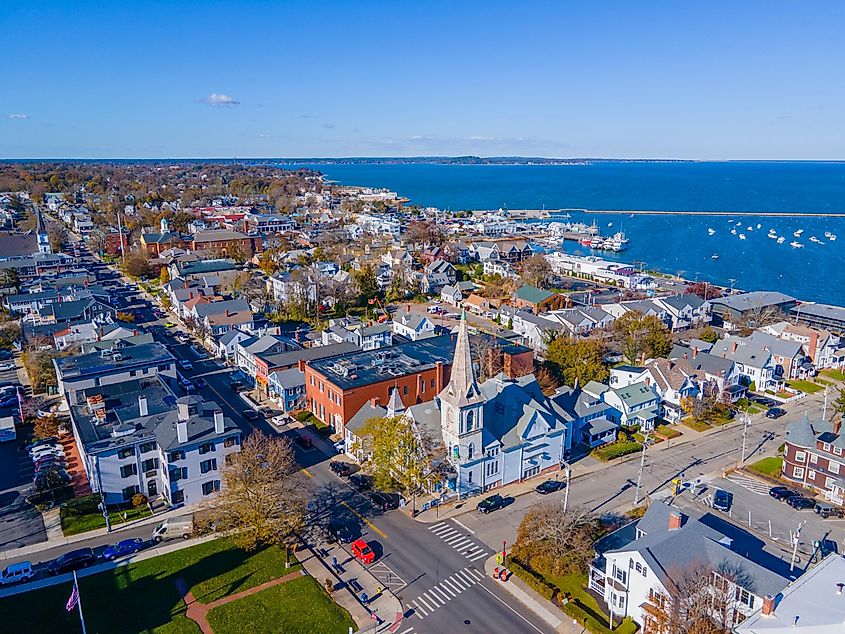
512, 503, 598, 576
199, 433, 306, 551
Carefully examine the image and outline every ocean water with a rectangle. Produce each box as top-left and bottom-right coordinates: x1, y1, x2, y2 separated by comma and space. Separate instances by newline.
280, 162, 845, 304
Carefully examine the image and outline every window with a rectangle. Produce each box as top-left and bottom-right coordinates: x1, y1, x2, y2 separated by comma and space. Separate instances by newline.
169, 450, 185, 462
808, 470, 817, 480
635, 562, 642, 573
200, 459, 218, 474
120, 464, 138, 478
825, 477, 836, 489
793, 467, 805, 478
118, 447, 134, 459
172, 490, 185, 505
224, 437, 238, 448
421, 380, 425, 394
129, 370, 137, 377
202, 480, 220, 496
642, 566, 648, 577
122, 485, 140, 500
810, 453, 818, 464
199, 442, 214, 455
141, 458, 159, 472
613, 565, 627, 585
794, 451, 806, 463
830, 461, 840, 475
169, 467, 188, 481
735, 587, 754, 608
140, 442, 156, 454
467, 471, 473, 483
430, 379, 435, 388
319, 381, 324, 393
822, 442, 831, 452
835, 446, 843, 456
466, 410, 475, 432
467, 442, 475, 460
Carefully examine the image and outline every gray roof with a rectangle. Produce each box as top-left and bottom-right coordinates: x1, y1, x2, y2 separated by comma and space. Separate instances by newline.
55, 341, 174, 379
346, 401, 387, 434
791, 302, 845, 324
612, 381, 657, 407
670, 345, 733, 377
269, 367, 305, 389
785, 415, 845, 453
711, 291, 796, 313
551, 385, 611, 421
607, 501, 790, 599
746, 331, 804, 360
194, 298, 251, 318
658, 293, 705, 312
261, 341, 359, 371
711, 336, 773, 368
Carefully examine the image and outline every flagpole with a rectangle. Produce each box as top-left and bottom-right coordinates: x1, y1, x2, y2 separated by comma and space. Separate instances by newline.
73, 570, 87, 634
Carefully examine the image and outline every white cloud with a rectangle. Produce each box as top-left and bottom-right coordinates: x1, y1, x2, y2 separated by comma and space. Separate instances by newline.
7, 113, 29, 120
467, 135, 495, 141
203, 93, 240, 106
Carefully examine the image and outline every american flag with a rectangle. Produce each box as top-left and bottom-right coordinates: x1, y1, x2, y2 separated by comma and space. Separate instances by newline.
66, 581, 79, 612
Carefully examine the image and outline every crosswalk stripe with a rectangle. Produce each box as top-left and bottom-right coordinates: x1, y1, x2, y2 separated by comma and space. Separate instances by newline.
469, 550, 489, 562
457, 569, 477, 585
443, 533, 466, 545
411, 600, 428, 617
431, 525, 454, 536
401, 628, 415, 634
467, 567, 485, 580
461, 544, 480, 555
430, 522, 448, 530
432, 586, 452, 601
442, 577, 463, 593
439, 582, 457, 598
416, 594, 436, 611
424, 590, 444, 607
451, 537, 473, 549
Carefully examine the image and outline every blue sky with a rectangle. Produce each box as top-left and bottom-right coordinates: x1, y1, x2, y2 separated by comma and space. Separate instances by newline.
1, 1, 843, 159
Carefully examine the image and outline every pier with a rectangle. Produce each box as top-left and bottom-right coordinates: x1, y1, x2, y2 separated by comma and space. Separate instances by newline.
560, 208, 845, 217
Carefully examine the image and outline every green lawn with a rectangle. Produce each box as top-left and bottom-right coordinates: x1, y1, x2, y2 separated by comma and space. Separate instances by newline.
683, 418, 711, 432
786, 379, 825, 394
591, 441, 642, 461
206, 575, 355, 634
748, 456, 783, 478
0, 538, 301, 634
61, 504, 152, 536
821, 368, 845, 381
544, 572, 636, 634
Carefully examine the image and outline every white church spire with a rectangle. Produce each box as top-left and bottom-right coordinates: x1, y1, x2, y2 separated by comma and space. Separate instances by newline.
442, 309, 483, 407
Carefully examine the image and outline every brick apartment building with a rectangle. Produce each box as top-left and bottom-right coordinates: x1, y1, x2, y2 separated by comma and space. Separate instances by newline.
304, 334, 533, 434
782, 414, 845, 504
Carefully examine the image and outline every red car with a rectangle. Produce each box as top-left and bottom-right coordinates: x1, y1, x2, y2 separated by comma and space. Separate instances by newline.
351, 539, 375, 564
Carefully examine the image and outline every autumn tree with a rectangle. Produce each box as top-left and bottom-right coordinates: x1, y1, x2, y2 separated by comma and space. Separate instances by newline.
122, 251, 152, 279
698, 327, 719, 344
47, 223, 67, 253
355, 415, 438, 496
833, 387, 845, 420
614, 311, 673, 363
511, 504, 598, 576
536, 365, 562, 396
159, 267, 170, 285
200, 433, 306, 551
21, 346, 60, 392
545, 337, 608, 386
116, 311, 135, 323
521, 254, 552, 288
34, 414, 60, 440
353, 265, 379, 301
685, 281, 722, 300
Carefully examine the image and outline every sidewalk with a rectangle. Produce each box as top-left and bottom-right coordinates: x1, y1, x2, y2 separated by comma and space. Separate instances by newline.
412, 424, 708, 524
298, 538, 404, 633
482, 554, 579, 634
0, 503, 191, 563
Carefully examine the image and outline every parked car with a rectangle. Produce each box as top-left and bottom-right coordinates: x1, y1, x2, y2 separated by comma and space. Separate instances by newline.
34, 469, 71, 485
753, 396, 778, 408
333, 440, 346, 454
178, 359, 193, 371
787, 496, 816, 510
350, 538, 376, 564
30, 446, 65, 461
476, 494, 507, 514
229, 380, 245, 392
765, 407, 786, 419
769, 486, 799, 502
193, 378, 207, 389
103, 538, 145, 560
152, 519, 193, 542
27, 437, 59, 450
0, 561, 35, 585
814, 503, 845, 519
48, 548, 97, 575
33, 460, 67, 474
348, 474, 373, 491
0, 350, 13, 361
164, 322, 177, 329
535, 479, 565, 495
329, 461, 358, 477
327, 518, 356, 544
242, 410, 259, 421
270, 414, 289, 426
712, 489, 733, 512
369, 491, 401, 511
29, 442, 62, 456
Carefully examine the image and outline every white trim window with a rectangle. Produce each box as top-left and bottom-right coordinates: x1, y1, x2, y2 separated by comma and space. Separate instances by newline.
793, 466, 805, 479
794, 451, 806, 463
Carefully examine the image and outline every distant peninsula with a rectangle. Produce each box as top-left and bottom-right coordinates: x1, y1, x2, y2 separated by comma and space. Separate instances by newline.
269, 156, 694, 166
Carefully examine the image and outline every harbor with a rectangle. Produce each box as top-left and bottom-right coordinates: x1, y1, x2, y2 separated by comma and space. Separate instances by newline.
558, 208, 845, 217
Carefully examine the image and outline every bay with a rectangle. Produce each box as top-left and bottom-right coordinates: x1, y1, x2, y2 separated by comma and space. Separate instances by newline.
280, 161, 845, 305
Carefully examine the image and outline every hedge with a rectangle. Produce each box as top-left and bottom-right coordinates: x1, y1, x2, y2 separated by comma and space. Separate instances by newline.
654, 424, 681, 439
592, 441, 643, 462
508, 560, 557, 601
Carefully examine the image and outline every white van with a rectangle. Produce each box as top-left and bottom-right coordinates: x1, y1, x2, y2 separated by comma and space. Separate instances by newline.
0, 561, 35, 585
152, 518, 193, 542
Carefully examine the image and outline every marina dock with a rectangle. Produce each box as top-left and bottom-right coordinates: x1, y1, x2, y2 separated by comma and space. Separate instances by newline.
560, 208, 845, 217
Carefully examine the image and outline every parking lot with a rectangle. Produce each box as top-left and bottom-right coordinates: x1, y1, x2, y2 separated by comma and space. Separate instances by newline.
0, 440, 47, 550
669, 472, 844, 569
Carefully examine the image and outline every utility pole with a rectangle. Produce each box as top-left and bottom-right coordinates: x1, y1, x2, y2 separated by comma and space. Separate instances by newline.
790, 520, 806, 573
633, 431, 649, 506
823, 386, 829, 420
740, 413, 751, 465
116, 205, 126, 263
562, 461, 571, 514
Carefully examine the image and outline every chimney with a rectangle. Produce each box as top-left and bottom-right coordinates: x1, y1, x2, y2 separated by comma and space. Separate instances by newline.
214, 409, 224, 434
370, 397, 379, 407
834, 415, 841, 436
668, 511, 684, 530
177, 401, 190, 421
668, 360, 675, 370
138, 394, 148, 417
732, 341, 738, 354
692, 346, 699, 359
761, 595, 775, 616
837, 583, 844, 595
176, 419, 188, 444
406, 304, 411, 313
682, 352, 688, 360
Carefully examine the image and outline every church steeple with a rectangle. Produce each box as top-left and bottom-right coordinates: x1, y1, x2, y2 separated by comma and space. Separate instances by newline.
442, 309, 483, 407
35, 207, 51, 254
386, 385, 405, 417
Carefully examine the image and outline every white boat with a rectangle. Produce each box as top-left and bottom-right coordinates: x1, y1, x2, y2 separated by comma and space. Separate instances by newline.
730, 228, 737, 235
794, 229, 804, 237
809, 236, 823, 244
736, 221, 742, 226
756, 224, 762, 229
830, 234, 837, 241
776, 236, 786, 244
739, 233, 746, 240
747, 226, 753, 231
707, 228, 716, 236
711, 253, 719, 260
790, 241, 804, 248
607, 222, 613, 227
767, 232, 778, 239
824, 231, 832, 238
610, 231, 629, 251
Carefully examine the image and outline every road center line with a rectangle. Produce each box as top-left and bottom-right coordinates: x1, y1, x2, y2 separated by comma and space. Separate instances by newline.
339, 501, 388, 539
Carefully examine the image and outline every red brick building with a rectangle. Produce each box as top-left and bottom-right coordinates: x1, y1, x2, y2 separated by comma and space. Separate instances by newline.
304, 334, 533, 435
782, 415, 845, 504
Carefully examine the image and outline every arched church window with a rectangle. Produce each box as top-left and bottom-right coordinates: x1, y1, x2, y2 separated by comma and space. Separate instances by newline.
466, 410, 474, 432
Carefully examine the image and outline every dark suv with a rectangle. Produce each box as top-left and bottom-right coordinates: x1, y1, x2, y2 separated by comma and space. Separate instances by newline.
769, 486, 798, 502
48, 548, 97, 575
787, 496, 816, 510
814, 503, 845, 519
476, 494, 506, 514
765, 407, 786, 419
